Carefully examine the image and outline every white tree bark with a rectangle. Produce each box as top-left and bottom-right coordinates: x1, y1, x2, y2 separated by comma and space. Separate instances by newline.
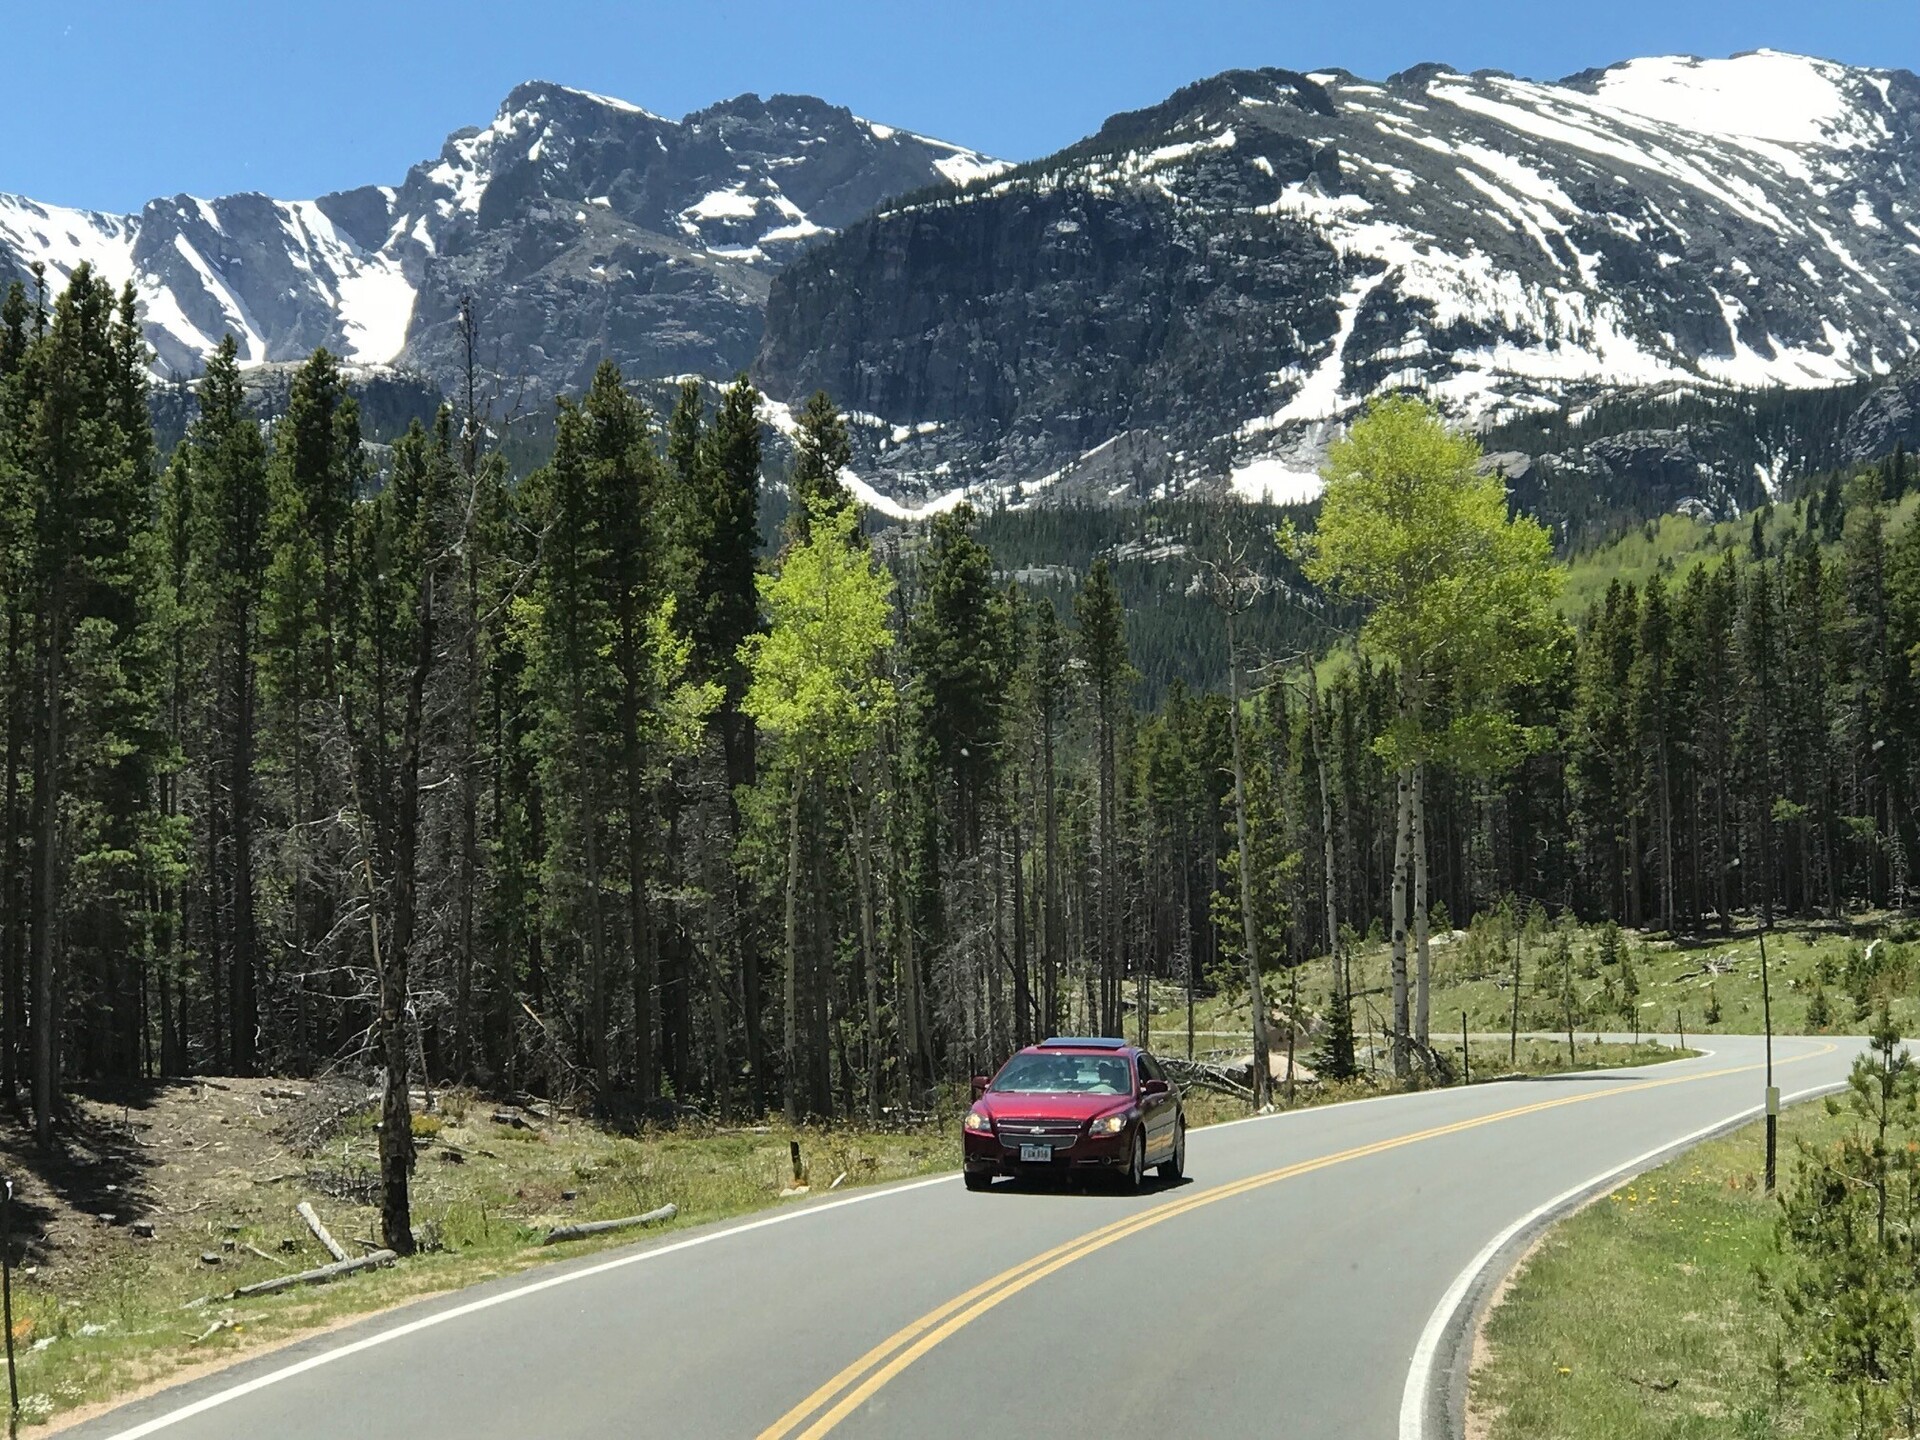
1389, 764, 1412, 1079
1412, 762, 1431, 1050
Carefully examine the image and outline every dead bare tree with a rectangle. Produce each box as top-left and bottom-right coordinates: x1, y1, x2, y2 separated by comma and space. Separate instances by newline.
1198, 535, 1273, 1109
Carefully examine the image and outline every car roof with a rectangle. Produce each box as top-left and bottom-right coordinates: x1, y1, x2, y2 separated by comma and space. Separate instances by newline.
1025, 1036, 1139, 1055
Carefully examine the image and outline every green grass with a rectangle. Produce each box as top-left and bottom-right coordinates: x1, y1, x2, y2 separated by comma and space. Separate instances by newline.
1405, 921, 1916, 1040
1148, 917, 1917, 1058
1469, 1097, 1853, 1439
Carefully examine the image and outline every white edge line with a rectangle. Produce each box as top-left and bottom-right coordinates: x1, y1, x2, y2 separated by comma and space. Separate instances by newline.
1396, 1074, 1841, 1440
98, 1172, 956, 1439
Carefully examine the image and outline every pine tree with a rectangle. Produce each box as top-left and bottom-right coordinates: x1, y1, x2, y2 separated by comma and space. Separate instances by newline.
18, 265, 156, 1137
518, 388, 622, 1092
259, 347, 357, 1070
188, 337, 271, 1075
1075, 557, 1131, 1038
1776, 1007, 1920, 1433
788, 391, 852, 542
1026, 597, 1069, 1036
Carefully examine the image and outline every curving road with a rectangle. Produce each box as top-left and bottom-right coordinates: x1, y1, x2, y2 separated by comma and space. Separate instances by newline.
65, 1035, 1855, 1440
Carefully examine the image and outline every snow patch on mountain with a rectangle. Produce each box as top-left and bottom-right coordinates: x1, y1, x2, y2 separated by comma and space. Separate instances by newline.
1229, 454, 1325, 505
1591, 51, 1869, 148
0, 196, 136, 293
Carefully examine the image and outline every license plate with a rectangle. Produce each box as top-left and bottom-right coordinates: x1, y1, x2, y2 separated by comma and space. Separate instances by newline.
1019, 1144, 1052, 1163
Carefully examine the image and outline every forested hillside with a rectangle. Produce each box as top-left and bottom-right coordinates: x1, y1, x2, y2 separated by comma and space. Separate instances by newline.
8, 262, 1920, 1249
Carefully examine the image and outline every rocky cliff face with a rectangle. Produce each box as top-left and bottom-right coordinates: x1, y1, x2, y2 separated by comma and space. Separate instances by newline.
756, 52, 1920, 511
146, 362, 447, 459
1843, 360, 1920, 463
0, 84, 1002, 397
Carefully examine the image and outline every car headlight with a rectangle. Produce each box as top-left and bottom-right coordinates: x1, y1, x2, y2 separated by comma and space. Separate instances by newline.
1088, 1113, 1128, 1135
964, 1109, 993, 1134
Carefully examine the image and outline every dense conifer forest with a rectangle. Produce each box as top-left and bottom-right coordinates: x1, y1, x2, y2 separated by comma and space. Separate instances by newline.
6, 262, 1920, 1231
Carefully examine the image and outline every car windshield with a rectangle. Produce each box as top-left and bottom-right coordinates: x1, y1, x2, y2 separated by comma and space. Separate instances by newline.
990, 1053, 1133, 1095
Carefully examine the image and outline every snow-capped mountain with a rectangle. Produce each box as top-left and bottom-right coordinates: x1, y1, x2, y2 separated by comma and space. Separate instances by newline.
756, 51, 1920, 510
0, 82, 1005, 392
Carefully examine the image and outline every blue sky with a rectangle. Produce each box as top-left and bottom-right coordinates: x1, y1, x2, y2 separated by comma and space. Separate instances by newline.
10, 0, 1920, 212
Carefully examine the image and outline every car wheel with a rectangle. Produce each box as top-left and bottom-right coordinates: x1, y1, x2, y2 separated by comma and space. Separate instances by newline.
964, 1170, 993, 1192
1157, 1121, 1185, 1182
1125, 1132, 1146, 1193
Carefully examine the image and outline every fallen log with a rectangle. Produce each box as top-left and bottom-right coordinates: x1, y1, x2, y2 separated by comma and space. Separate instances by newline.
541, 1204, 677, 1245
297, 1201, 349, 1262
233, 1250, 396, 1299
1160, 1056, 1255, 1101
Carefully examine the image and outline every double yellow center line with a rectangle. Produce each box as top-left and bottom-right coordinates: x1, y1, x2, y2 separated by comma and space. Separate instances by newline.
758, 1044, 1835, 1439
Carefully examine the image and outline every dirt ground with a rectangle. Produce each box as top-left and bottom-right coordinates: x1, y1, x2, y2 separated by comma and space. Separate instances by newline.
0, 1076, 359, 1292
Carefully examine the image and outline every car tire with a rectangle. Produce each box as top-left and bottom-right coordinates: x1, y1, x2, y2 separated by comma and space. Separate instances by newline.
964, 1170, 992, 1192
1125, 1132, 1146, 1193
1157, 1120, 1185, 1183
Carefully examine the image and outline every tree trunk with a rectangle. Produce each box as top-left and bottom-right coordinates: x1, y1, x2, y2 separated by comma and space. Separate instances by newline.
369, 820, 414, 1255
846, 781, 882, 1125
455, 598, 479, 1081
1509, 923, 1523, 1066
1310, 667, 1339, 986
1658, 727, 1675, 934
1389, 764, 1413, 1079
781, 767, 804, 1125
577, 727, 610, 1093
1042, 710, 1059, 1038
32, 597, 62, 1149
1412, 762, 1431, 1051
2, 599, 24, 1101
1225, 612, 1270, 1107
724, 711, 766, 1115
1009, 770, 1031, 1050
626, 754, 654, 1103
706, 889, 731, 1119
230, 615, 258, 1075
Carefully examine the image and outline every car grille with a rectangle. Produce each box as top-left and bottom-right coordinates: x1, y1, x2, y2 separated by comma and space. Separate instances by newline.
995, 1119, 1083, 1145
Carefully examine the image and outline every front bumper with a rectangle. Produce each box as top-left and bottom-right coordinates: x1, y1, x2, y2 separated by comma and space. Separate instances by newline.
962, 1127, 1130, 1177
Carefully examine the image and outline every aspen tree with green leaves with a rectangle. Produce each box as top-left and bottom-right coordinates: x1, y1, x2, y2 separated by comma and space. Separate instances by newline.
741, 498, 894, 1123
1305, 397, 1560, 1076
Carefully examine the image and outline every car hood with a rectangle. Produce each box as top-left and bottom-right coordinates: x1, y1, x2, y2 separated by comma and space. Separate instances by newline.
977, 1092, 1133, 1122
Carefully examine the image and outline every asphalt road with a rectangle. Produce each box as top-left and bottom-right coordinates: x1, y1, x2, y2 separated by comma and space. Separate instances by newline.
65, 1034, 1856, 1440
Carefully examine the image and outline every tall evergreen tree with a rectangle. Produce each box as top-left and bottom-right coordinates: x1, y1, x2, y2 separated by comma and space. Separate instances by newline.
1075, 558, 1131, 1037
189, 337, 271, 1075
788, 391, 852, 542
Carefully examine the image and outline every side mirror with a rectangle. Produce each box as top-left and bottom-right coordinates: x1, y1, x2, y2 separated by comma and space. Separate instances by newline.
971, 1075, 991, 1097
1141, 1078, 1169, 1097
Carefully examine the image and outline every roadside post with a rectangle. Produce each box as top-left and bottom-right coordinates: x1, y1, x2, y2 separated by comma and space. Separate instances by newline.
1461, 1011, 1469, 1086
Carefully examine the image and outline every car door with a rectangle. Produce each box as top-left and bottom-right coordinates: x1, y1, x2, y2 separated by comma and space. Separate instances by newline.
1137, 1052, 1173, 1163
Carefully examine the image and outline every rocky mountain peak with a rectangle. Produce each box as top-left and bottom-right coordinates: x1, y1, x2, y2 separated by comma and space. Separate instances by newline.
754, 49, 1920, 513
0, 80, 1003, 396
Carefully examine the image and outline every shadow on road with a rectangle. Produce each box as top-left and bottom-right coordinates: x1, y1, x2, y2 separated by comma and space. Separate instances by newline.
981, 1173, 1197, 1198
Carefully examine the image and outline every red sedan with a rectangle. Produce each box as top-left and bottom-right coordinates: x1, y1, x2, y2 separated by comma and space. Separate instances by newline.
961, 1037, 1186, 1191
